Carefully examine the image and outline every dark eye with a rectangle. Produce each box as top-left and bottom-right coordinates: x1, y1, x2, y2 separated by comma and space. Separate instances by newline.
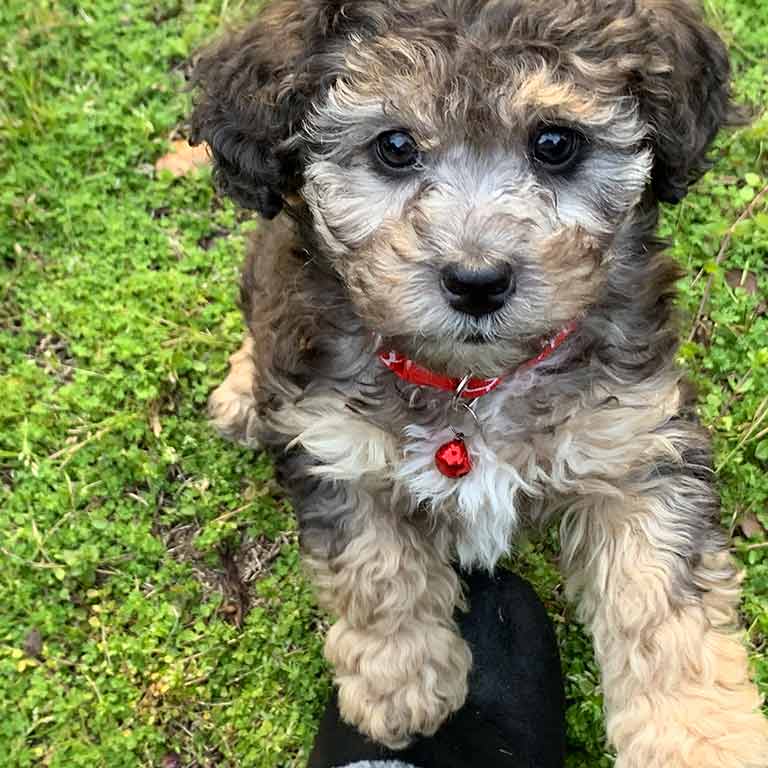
531, 126, 582, 172
375, 130, 421, 169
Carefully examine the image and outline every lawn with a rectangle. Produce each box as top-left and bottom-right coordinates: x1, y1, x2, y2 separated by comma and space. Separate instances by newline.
1, 1, 767, 766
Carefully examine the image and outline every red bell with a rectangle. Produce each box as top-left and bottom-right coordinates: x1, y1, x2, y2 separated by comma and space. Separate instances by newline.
435, 437, 472, 478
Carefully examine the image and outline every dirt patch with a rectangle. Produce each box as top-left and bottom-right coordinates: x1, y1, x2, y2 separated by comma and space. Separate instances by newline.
197, 228, 230, 251
147, 0, 182, 24
160, 521, 292, 628
31, 333, 76, 383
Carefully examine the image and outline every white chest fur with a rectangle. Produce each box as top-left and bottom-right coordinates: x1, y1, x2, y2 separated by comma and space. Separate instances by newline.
395, 423, 531, 570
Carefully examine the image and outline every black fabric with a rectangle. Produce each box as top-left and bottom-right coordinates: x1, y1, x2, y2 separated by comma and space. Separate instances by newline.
308, 570, 566, 768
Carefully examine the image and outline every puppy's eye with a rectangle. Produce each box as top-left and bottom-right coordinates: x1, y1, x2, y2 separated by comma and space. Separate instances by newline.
375, 130, 421, 169
531, 126, 582, 172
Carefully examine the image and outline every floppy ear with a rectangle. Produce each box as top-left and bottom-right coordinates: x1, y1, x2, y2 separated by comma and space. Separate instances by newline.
189, 1, 336, 218
637, 0, 737, 204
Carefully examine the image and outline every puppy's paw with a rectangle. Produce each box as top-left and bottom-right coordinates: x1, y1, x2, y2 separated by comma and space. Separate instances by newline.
611, 688, 768, 768
327, 620, 471, 749
208, 378, 261, 447
209, 337, 261, 447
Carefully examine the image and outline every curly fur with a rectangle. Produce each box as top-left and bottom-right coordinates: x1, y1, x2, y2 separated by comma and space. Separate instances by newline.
191, 1, 768, 765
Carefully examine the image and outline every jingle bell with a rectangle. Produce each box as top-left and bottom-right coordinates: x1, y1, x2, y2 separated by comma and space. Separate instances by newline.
435, 437, 472, 478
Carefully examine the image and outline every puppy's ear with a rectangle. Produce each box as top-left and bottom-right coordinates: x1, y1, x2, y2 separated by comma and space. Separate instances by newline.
638, 1, 737, 204
189, 1, 334, 218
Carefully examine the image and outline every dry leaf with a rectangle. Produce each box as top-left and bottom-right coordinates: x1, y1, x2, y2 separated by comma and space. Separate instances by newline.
738, 512, 766, 539
725, 268, 758, 295
148, 400, 162, 438
23, 628, 43, 659
162, 753, 181, 768
155, 140, 210, 177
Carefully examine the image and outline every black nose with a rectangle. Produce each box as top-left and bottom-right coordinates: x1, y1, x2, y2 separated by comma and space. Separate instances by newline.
440, 264, 515, 317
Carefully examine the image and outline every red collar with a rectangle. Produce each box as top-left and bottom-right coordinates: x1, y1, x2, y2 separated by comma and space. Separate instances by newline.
379, 320, 578, 400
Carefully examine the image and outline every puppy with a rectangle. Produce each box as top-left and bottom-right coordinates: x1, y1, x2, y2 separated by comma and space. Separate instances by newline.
190, 1, 768, 766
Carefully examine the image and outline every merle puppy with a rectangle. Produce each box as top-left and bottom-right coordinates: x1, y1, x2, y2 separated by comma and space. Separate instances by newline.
190, 1, 768, 766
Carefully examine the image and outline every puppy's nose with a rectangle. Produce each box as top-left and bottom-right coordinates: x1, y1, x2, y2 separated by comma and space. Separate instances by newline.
441, 264, 515, 317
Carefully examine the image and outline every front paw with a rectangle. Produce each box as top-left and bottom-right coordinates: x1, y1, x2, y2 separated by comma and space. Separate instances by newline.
208, 378, 261, 447
208, 336, 261, 447
327, 620, 471, 749
611, 691, 768, 768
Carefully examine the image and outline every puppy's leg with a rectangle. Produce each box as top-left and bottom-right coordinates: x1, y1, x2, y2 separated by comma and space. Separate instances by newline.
208, 334, 262, 447
561, 459, 768, 768
304, 488, 470, 749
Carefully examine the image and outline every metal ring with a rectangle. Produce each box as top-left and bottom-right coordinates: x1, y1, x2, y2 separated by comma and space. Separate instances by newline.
446, 399, 481, 438
451, 372, 473, 410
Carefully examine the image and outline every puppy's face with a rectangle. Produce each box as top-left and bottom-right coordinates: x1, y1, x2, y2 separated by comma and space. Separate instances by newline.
192, 0, 733, 377
300, 39, 652, 374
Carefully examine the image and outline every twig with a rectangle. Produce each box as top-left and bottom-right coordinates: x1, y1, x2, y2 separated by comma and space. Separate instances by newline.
717, 394, 768, 472
688, 182, 768, 343
717, 368, 753, 420
0, 547, 58, 569
731, 541, 768, 552
47, 414, 137, 467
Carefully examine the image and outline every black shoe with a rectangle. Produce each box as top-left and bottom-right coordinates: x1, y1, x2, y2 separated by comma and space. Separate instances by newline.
308, 569, 566, 768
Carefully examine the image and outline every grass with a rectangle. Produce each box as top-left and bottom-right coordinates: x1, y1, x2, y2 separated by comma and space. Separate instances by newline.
0, 1, 766, 766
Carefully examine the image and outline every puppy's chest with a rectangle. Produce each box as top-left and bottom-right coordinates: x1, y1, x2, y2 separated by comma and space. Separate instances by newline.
394, 412, 543, 569
279, 381, 553, 568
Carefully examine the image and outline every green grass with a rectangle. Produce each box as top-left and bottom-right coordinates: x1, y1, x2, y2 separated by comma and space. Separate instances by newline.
0, 1, 766, 766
